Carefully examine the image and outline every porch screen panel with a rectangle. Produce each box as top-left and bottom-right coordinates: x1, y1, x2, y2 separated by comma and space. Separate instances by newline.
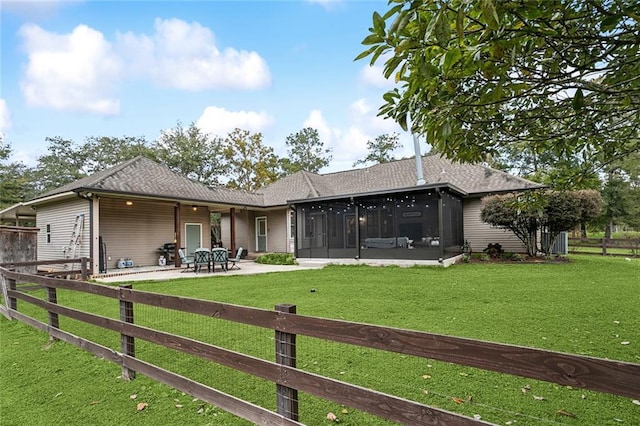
358, 194, 441, 260
395, 192, 440, 260
327, 201, 357, 257
441, 191, 463, 257
296, 203, 330, 257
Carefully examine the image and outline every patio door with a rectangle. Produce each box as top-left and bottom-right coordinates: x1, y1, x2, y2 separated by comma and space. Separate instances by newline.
256, 217, 267, 252
185, 223, 201, 256
309, 212, 327, 257
345, 214, 356, 248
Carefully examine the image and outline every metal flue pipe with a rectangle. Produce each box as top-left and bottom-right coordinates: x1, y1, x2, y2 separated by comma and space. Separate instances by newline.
413, 133, 425, 185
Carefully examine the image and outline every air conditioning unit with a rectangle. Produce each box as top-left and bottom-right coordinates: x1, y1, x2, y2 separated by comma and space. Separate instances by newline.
542, 232, 568, 255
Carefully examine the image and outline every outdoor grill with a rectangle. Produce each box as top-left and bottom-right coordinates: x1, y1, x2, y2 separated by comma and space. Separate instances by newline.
159, 243, 176, 263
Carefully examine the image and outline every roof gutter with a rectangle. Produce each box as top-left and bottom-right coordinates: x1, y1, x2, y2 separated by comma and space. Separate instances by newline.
288, 182, 468, 204
23, 191, 76, 207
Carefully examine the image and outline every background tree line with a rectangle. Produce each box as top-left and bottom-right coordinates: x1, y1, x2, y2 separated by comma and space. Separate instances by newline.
0, 123, 333, 204
1, 123, 406, 207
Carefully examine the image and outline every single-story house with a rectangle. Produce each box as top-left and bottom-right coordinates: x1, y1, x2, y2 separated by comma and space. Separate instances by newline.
0, 155, 542, 275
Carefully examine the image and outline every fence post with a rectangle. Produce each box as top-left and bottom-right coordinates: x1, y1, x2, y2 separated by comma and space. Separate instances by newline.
81, 257, 89, 281
46, 286, 59, 342
119, 284, 136, 380
602, 237, 607, 256
8, 277, 17, 311
275, 304, 298, 421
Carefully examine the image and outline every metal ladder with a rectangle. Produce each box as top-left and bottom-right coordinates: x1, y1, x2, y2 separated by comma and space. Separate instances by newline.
64, 214, 85, 265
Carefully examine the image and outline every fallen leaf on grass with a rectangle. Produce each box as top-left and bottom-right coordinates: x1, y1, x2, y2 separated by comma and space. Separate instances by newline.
621, 341, 630, 345
136, 402, 148, 411
533, 395, 545, 401
90, 401, 99, 405
473, 414, 481, 420
175, 404, 183, 408
452, 397, 465, 404
557, 410, 576, 418
130, 394, 137, 400
632, 399, 640, 406
422, 374, 432, 379
326, 412, 338, 422
341, 409, 349, 414
54, 392, 63, 398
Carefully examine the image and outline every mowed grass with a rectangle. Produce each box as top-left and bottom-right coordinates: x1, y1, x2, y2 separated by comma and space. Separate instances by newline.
1, 255, 639, 425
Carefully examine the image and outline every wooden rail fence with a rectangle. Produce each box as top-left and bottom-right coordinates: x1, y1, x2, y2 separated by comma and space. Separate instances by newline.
568, 237, 640, 257
1, 259, 639, 425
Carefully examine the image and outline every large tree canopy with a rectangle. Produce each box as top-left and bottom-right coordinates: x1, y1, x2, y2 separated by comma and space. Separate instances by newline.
353, 133, 402, 167
155, 121, 224, 187
358, 0, 640, 183
222, 128, 281, 191
281, 127, 332, 174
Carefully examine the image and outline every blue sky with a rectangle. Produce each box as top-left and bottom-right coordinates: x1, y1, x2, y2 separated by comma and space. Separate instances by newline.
1, 0, 419, 173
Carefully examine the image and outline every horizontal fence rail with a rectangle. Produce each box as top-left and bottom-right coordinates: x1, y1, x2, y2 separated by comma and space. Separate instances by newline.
2, 264, 639, 425
568, 237, 640, 257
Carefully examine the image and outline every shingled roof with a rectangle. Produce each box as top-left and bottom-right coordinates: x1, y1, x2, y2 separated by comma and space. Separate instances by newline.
29, 155, 541, 209
33, 156, 263, 207
258, 155, 543, 205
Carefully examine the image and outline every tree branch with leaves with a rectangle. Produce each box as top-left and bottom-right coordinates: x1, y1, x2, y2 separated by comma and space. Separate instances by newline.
357, 0, 640, 186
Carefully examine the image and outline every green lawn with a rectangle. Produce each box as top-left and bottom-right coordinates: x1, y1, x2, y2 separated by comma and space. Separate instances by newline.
1, 256, 639, 425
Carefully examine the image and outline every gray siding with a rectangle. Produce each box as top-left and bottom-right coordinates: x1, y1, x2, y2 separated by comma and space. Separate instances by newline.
220, 208, 291, 253
264, 209, 289, 253
36, 198, 91, 270
221, 209, 252, 252
463, 198, 526, 253
99, 199, 210, 269
100, 198, 174, 268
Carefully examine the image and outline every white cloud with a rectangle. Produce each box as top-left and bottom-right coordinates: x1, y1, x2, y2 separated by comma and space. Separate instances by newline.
117, 18, 271, 91
16, 18, 270, 115
0, 99, 12, 133
196, 106, 273, 137
359, 64, 395, 89
19, 24, 121, 114
302, 109, 367, 169
349, 98, 400, 135
302, 99, 417, 172
307, 0, 344, 12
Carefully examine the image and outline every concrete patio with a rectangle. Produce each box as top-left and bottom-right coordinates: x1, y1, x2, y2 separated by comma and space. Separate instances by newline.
92, 257, 456, 284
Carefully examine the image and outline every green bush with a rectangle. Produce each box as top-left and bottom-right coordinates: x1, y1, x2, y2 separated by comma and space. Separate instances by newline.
501, 252, 524, 262
471, 253, 489, 261
255, 252, 297, 265
483, 242, 504, 258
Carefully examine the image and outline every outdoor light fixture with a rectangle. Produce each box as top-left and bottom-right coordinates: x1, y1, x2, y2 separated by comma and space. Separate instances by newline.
125, 201, 134, 206
192, 206, 198, 211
